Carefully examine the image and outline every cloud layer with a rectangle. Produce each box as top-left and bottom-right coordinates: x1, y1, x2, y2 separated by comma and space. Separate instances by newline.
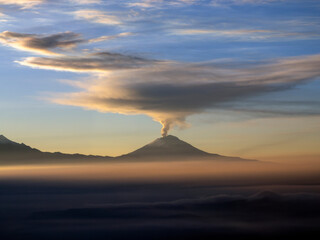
43, 54, 320, 136
19, 52, 157, 72
27, 191, 320, 239
2, 29, 320, 137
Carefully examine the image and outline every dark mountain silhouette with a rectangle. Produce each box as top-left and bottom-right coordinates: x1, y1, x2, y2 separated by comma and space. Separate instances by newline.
0, 135, 110, 165
0, 134, 256, 164
117, 135, 256, 161
119, 135, 210, 158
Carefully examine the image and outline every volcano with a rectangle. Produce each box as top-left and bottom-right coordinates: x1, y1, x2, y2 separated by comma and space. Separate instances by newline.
118, 135, 210, 158
117, 135, 255, 161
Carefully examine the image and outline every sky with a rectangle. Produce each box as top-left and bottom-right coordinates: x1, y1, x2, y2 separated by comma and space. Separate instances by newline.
0, 0, 320, 160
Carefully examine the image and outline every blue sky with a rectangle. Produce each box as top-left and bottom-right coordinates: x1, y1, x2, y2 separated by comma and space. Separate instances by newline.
0, 0, 320, 159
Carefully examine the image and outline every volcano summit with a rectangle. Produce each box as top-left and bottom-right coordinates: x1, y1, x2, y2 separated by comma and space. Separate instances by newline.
118, 135, 256, 161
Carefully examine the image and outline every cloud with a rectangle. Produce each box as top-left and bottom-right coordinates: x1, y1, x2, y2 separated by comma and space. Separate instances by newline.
220, 100, 320, 118
0, 12, 9, 22
128, 0, 200, 8
172, 28, 319, 41
0, 0, 44, 9
33, 191, 320, 217
175, 29, 272, 35
3, 187, 320, 239
0, 0, 103, 8
41, 54, 320, 136
18, 52, 158, 72
210, 0, 281, 6
0, 30, 131, 56
128, 0, 279, 8
69, 0, 101, 4
5, 30, 319, 136
73, 9, 122, 25
88, 32, 133, 43
31, 190, 320, 237
0, 31, 85, 56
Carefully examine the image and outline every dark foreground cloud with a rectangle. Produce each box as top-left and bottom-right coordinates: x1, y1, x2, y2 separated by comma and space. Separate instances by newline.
31, 191, 320, 220
1, 190, 320, 240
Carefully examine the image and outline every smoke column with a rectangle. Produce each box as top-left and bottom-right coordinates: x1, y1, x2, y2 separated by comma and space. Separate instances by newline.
160, 117, 187, 137
160, 120, 173, 137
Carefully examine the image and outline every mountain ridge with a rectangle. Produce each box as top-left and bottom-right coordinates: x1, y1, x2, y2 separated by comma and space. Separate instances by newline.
0, 135, 16, 144
0, 135, 110, 164
0, 134, 257, 164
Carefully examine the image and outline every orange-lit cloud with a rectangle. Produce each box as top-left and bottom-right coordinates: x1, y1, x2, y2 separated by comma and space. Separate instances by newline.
73, 9, 122, 25
88, 32, 133, 43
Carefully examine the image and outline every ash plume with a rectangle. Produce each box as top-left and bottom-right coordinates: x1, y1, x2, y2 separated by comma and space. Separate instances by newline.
49, 54, 320, 136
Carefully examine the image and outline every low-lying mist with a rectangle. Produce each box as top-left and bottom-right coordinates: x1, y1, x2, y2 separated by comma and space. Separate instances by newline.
1, 158, 319, 186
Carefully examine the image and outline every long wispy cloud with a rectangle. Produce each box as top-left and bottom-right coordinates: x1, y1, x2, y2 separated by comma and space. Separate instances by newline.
128, 0, 279, 8
128, 0, 200, 8
210, 0, 281, 7
88, 32, 133, 43
70, 0, 101, 4
0, 0, 44, 9
0, 0, 104, 9
18, 52, 157, 72
0, 11, 9, 22
172, 28, 320, 41
73, 9, 122, 25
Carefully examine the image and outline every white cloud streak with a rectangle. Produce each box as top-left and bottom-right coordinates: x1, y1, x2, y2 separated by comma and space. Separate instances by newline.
88, 32, 133, 43
128, 0, 200, 8
18, 52, 158, 72
70, 0, 101, 4
0, 0, 44, 9
73, 9, 122, 25
172, 28, 319, 40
